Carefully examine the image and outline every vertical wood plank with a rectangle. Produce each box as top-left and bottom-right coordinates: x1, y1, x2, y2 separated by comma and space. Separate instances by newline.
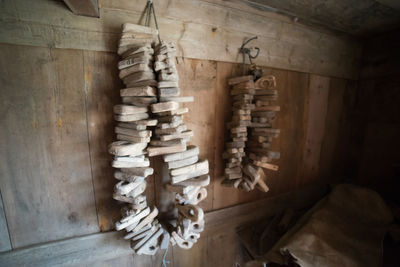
172, 236, 208, 267
0, 44, 99, 248
207, 230, 245, 267
260, 68, 310, 195
83, 50, 128, 231
299, 74, 330, 186
0, 191, 11, 252
319, 78, 347, 182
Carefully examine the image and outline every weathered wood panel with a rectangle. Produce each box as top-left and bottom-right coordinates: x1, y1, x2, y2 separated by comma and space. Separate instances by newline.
175, 58, 217, 211
0, 44, 99, 248
260, 68, 310, 194
0, 183, 328, 267
172, 236, 208, 267
299, 75, 330, 186
207, 230, 246, 267
83, 50, 122, 231
0, 192, 11, 252
0, 0, 362, 79
319, 78, 347, 182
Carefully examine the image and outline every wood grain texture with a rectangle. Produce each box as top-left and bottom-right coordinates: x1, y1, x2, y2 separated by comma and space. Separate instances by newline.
207, 230, 246, 267
0, 183, 328, 266
83, 50, 122, 231
0, 44, 99, 248
175, 58, 217, 211
0, 0, 362, 79
172, 236, 208, 267
260, 67, 310, 194
0, 191, 11, 252
319, 78, 347, 182
299, 74, 330, 186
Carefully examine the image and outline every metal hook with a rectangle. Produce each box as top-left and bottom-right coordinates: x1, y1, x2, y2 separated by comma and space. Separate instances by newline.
240, 36, 260, 65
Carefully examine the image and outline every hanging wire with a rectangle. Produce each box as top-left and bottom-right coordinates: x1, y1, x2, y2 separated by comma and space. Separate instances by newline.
161, 243, 170, 267
144, 0, 162, 43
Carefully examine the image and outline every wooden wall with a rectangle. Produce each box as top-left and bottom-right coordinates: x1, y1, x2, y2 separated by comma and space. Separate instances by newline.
0, 0, 362, 265
349, 29, 400, 201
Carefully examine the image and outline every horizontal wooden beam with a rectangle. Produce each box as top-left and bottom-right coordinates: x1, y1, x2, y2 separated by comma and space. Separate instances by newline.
0, 0, 361, 79
63, 0, 99, 17
0, 183, 328, 266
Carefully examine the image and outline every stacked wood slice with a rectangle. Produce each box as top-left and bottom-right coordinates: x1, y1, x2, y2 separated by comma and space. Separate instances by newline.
248, 75, 280, 186
221, 75, 280, 192
221, 75, 255, 189
109, 23, 209, 255
149, 41, 209, 250
109, 23, 166, 256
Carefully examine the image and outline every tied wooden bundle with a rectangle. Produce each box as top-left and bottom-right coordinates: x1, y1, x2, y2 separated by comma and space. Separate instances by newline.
109, 24, 209, 255
221, 75, 280, 192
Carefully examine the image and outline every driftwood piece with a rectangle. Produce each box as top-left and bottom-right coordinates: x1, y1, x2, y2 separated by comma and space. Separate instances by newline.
151, 101, 179, 113
163, 145, 199, 162
147, 143, 187, 157
108, 141, 147, 156
175, 175, 210, 187
121, 96, 157, 107
120, 86, 157, 97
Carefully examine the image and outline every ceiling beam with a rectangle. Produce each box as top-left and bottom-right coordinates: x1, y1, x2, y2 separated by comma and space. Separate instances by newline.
63, 0, 99, 18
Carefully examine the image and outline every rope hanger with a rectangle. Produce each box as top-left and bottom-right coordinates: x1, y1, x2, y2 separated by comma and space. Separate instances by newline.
144, 0, 161, 43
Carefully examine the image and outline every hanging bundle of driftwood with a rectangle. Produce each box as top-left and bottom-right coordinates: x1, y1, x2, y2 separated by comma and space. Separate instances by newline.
108, 23, 209, 255
221, 74, 280, 192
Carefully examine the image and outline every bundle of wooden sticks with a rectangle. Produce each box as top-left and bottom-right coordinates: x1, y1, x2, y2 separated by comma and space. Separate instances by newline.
108, 23, 209, 255
221, 75, 280, 192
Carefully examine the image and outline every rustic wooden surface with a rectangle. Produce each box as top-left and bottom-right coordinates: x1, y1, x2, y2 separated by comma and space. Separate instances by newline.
0, 183, 327, 267
0, 191, 11, 252
0, 0, 362, 79
0, 44, 99, 248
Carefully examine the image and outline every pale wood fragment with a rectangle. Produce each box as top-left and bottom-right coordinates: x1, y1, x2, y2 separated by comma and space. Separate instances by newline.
120, 86, 157, 97
115, 127, 152, 138
112, 158, 150, 168
163, 145, 199, 162
118, 54, 152, 69
114, 171, 145, 183
108, 141, 147, 156
159, 96, 194, 103
175, 175, 210, 187
119, 63, 152, 79
155, 124, 187, 135
151, 101, 179, 113
252, 160, 279, 171
121, 167, 154, 177
170, 160, 209, 176
116, 133, 149, 143
147, 143, 187, 157
159, 87, 180, 97
158, 81, 179, 88
122, 23, 159, 35
117, 122, 147, 131
171, 165, 209, 184
150, 138, 186, 147
114, 113, 149, 122
160, 130, 193, 141
167, 155, 199, 169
